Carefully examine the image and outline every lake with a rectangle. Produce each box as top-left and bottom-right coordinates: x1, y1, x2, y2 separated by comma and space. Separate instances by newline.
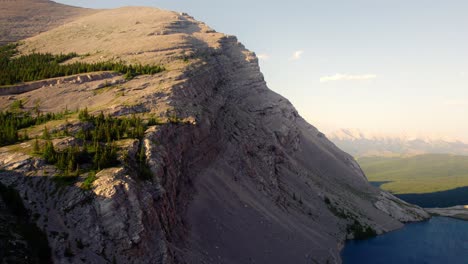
342, 217, 468, 264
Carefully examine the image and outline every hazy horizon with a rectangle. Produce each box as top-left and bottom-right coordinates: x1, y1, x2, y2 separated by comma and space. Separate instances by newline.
56, 0, 468, 142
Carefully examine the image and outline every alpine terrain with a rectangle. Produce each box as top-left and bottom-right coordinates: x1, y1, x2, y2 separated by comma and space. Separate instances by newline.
0, 1, 429, 263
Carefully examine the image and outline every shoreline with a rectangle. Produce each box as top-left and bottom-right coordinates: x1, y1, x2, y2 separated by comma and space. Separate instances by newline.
426, 205, 468, 221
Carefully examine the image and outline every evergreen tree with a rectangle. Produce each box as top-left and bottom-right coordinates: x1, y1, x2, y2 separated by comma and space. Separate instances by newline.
78, 108, 90, 122
42, 126, 51, 140
74, 164, 80, 177
33, 137, 40, 153
42, 141, 56, 163
0, 44, 164, 86
67, 155, 75, 175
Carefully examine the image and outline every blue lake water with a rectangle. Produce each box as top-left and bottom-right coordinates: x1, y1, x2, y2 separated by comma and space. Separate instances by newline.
342, 217, 468, 264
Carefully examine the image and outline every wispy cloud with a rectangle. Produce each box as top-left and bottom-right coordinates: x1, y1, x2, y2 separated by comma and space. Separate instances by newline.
290, 50, 304, 61
319, 73, 377, 83
257, 53, 270, 60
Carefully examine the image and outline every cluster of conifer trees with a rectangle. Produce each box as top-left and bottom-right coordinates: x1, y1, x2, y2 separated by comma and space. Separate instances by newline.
33, 108, 149, 178
0, 43, 164, 86
77, 108, 146, 142
36, 137, 118, 177
0, 109, 70, 146
1, 105, 155, 181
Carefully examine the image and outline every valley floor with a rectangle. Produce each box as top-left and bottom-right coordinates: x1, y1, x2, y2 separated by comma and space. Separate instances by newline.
359, 154, 468, 194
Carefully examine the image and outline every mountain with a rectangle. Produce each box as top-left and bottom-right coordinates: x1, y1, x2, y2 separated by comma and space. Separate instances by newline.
328, 128, 468, 157
0, 2, 428, 263
0, 0, 96, 45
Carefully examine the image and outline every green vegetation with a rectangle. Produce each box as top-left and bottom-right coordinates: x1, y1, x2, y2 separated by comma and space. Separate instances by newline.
77, 107, 146, 141
0, 43, 164, 86
10, 98, 24, 110
325, 198, 352, 220
0, 108, 73, 147
323, 196, 376, 240
38, 140, 117, 178
358, 154, 468, 194
81, 171, 97, 190
136, 140, 153, 180
347, 220, 377, 240
0, 105, 164, 188
38, 108, 154, 186
35, 109, 147, 180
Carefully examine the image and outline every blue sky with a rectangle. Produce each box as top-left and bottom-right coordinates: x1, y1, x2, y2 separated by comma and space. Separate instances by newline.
57, 0, 468, 141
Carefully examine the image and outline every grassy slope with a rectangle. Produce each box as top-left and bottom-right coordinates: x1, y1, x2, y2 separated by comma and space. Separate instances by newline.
358, 154, 468, 194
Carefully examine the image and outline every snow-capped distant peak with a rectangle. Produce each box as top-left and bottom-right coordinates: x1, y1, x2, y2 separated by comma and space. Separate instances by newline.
327, 128, 468, 157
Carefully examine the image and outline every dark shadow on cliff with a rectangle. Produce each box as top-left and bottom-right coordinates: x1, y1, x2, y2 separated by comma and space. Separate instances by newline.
0, 179, 52, 264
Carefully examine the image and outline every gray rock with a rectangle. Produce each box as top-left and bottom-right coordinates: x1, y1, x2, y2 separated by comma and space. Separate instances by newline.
0, 5, 430, 264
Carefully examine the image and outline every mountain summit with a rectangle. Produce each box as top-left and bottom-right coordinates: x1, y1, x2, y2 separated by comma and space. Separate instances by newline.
0, 3, 428, 263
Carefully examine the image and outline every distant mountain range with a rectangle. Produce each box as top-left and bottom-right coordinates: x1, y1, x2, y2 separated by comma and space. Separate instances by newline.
328, 128, 468, 157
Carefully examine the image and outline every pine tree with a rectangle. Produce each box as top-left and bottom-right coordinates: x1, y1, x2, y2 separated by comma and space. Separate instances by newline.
42, 126, 51, 140
78, 107, 90, 121
74, 164, 80, 177
42, 141, 56, 163
33, 137, 40, 153
22, 131, 29, 141
67, 155, 75, 175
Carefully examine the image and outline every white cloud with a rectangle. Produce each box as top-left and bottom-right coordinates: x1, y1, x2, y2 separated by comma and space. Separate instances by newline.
257, 53, 270, 60
290, 50, 304, 61
319, 73, 377, 83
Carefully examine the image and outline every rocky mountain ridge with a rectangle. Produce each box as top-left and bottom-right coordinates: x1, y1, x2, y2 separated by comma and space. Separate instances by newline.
0, 3, 429, 264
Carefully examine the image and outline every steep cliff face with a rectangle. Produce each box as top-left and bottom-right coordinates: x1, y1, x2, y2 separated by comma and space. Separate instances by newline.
0, 5, 429, 264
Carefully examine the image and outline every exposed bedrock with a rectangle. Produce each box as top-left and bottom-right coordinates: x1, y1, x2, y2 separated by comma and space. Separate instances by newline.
0, 5, 429, 264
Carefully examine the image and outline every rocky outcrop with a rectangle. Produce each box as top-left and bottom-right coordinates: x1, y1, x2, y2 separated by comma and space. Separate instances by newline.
374, 191, 429, 222
0, 5, 430, 264
0, 145, 168, 264
0, 72, 122, 96
427, 206, 468, 221
161, 30, 429, 264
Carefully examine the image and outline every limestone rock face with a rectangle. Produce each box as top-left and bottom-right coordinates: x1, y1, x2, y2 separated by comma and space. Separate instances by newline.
374, 191, 430, 222
0, 5, 429, 264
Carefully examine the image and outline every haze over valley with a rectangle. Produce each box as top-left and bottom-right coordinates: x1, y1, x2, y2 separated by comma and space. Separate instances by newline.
328, 128, 468, 158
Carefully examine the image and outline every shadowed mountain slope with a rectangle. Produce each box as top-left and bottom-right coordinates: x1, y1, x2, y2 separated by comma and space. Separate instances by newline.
0, 5, 429, 264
